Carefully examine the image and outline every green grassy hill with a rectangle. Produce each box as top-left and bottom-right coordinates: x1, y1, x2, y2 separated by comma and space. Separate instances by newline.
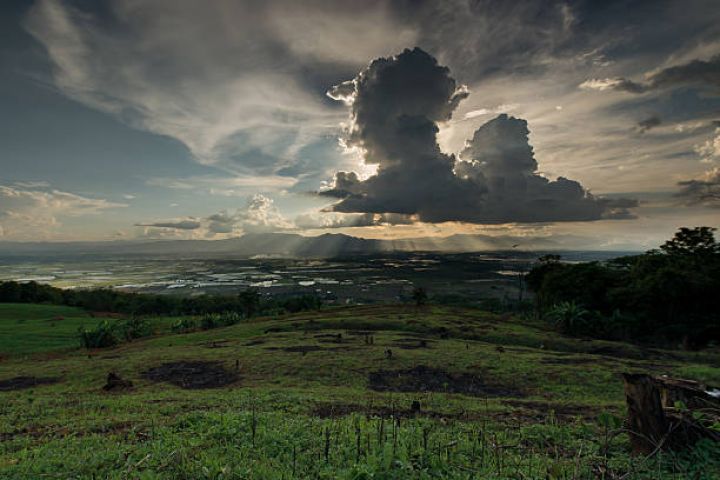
0, 304, 104, 356
1, 304, 718, 478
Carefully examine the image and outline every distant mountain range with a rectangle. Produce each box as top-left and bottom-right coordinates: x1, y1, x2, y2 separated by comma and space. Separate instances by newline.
0, 232, 642, 258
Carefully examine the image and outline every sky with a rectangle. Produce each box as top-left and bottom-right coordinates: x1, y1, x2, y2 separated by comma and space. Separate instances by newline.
0, 0, 718, 249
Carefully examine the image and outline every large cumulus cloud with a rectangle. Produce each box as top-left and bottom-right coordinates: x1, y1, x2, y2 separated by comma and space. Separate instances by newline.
323, 48, 636, 224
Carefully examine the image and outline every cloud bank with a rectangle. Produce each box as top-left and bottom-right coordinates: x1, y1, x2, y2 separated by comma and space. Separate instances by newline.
136, 194, 293, 238
0, 183, 126, 240
322, 48, 636, 224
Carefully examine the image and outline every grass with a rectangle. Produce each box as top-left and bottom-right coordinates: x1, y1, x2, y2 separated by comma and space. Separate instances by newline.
0, 303, 182, 356
0, 303, 719, 478
0, 304, 103, 356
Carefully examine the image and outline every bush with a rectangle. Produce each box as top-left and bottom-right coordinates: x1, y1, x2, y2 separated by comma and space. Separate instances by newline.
78, 321, 119, 349
117, 316, 153, 341
281, 295, 322, 313
199, 311, 244, 330
171, 317, 198, 333
546, 301, 590, 336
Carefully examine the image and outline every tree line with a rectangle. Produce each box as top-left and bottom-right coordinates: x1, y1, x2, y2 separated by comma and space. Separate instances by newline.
526, 227, 720, 349
0, 281, 322, 317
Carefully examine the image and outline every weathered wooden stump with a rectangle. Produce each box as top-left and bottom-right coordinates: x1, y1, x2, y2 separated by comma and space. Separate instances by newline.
622, 373, 720, 456
622, 373, 669, 455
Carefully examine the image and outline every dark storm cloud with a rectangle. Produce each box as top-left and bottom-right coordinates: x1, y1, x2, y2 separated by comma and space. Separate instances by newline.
636, 115, 662, 133
584, 54, 720, 94
676, 168, 720, 208
323, 48, 637, 224
135, 220, 202, 230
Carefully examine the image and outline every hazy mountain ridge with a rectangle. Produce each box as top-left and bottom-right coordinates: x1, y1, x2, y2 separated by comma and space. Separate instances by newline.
0, 232, 641, 258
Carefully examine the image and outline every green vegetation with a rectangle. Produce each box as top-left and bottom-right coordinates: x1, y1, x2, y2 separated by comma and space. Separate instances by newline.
1, 303, 719, 478
0, 304, 105, 355
527, 227, 720, 348
0, 282, 324, 318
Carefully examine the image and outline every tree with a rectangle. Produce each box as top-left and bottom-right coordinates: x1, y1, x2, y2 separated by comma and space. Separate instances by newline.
238, 288, 261, 318
412, 287, 428, 307
660, 227, 719, 256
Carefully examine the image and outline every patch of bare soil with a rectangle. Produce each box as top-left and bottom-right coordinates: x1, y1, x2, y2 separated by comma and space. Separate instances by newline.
588, 345, 644, 359
141, 361, 238, 389
313, 333, 352, 344
503, 399, 602, 420
202, 340, 231, 349
368, 365, 524, 397
392, 338, 434, 350
0, 376, 59, 392
344, 330, 376, 337
312, 402, 455, 419
539, 357, 601, 365
102, 372, 133, 392
267, 345, 354, 355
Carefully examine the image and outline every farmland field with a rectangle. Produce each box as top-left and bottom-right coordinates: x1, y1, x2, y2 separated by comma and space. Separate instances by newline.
1, 303, 719, 478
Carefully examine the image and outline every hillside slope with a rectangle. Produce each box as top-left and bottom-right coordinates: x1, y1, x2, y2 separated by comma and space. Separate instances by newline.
1, 305, 718, 478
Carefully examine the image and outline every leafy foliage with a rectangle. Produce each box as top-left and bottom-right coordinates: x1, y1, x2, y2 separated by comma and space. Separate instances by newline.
77, 321, 119, 349
528, 227, 720, 348
546, 301, 590, 336
412, 287, 428, 306
171, 317, 198, 333
0, 282, 322, 318
199, 311, 243, 330
116, 316, 153, 341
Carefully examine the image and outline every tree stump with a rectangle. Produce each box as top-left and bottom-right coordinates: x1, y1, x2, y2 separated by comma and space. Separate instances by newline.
622, 373, 720, 456
622, 373, 669, 455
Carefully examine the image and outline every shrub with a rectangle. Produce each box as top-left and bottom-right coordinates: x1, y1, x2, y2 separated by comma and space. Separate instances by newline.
199, 311, 243, 330
546, 301, 590, 336
218, 311, 243, 326
117, 316, 153, 341
78, 321, 119, 349
281, 295, 322, 313
172, 317, 199, 333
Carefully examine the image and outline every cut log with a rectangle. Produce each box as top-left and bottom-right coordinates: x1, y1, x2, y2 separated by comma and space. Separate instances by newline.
622, 373, 669, 455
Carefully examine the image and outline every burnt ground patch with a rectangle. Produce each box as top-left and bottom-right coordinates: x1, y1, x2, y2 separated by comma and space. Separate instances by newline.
368, 365, 524, 397
502, 399, 606, 421
314, 333, 352, 344
202, 340, 232, 349
265, 345, 355, 354
312, 402, 458, 420
141, 361, 238, 389
0, 376, 59, 392
392, 337, 434, 349
539, 357, 600, 366
344, 330, 376, 337
311, 400, 592, 424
